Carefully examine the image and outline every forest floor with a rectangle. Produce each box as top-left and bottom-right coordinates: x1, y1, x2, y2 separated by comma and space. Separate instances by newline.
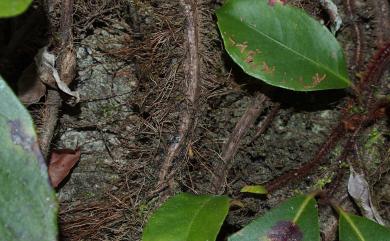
1, 0, 390, 240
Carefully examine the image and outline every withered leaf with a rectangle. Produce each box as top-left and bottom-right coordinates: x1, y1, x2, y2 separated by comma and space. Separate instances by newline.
48, 148, 81, 187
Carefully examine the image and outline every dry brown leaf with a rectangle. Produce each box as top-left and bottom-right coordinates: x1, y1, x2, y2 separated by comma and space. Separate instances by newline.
58, 46, 77, 85
36, 47, 80, 102
48, 148, 81, 188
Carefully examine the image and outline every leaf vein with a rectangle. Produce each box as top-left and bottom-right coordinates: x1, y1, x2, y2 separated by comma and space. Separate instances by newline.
225, 11, 351, 86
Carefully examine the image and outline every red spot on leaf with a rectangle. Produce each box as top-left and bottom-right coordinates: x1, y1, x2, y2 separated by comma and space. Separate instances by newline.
268, 0, 287, 6
48, 148, 81, 187
267, 220, 303, 241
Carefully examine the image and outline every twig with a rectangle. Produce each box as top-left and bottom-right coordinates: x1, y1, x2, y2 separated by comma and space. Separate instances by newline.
371, 0, 390, 46
156, 0, 200, 188
39, 89, 62, 158
39, 0, 76, 158
265, 121, 346, 193
58, 0, 74, 47
249, 103, 280, 145
265, 96, 388, 193
343, 0, 364, 70
212, 93, 267, 194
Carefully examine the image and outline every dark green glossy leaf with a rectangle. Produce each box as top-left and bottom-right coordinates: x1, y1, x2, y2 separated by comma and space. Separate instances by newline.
142, 193, 230, 241
217, 0, 351, 91
339, 209, 390, 241
229, 195, 320, 241
0, 77, 58, 240
0, 0, 32, 17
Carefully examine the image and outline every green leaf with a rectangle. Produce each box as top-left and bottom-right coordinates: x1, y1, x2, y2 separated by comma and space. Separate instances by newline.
240, 185, 268, 194
217, 0, 351, 91
0, 77, 58, 240
339, 209, 390, 241
142, 193, 230, 241
229, 194, 320, 241
0, 0, 32, 17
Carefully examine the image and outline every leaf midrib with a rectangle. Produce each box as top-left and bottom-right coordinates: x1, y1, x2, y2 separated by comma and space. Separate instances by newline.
292, 195, 313, 223
225, 11, 351, 86
184, 197, 214, 241
340, 212, 366, 241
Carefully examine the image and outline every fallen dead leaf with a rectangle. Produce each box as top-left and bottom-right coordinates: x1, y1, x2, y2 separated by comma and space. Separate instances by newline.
36, 47, 80, 102
348, 167, 386, 225
48, 148, 81, 188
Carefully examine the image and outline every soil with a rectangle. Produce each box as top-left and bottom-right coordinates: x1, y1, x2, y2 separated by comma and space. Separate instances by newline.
0, 0, 389, 240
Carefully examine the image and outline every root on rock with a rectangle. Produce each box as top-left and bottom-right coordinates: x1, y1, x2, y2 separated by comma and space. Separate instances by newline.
156, 0, 201, 191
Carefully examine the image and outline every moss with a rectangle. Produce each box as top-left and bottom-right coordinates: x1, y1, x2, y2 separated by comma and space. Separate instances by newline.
98, 102, 120, 119
138, 203, 149, 217
338, 162, 350, 169
365, 128, 383, 149
362, 127, 385, 173
332, 142, 344, 158
313, 167, 334, 190
138, 197, 159, 220
85, 191, 96, 198
349, 105, 365, 114
292, 189, 304, 195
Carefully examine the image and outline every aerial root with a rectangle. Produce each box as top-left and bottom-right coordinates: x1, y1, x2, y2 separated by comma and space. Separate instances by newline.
212, 93, 268, 194
156, 0, 201, 192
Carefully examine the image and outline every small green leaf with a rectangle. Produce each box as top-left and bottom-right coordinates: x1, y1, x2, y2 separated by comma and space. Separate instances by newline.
217, 0, 351, 91
0, 0, 32, 17
339, 209, 390, 241
142, 193, 230, 241
240, 185, 268, 194
229, 194, 320, 241
0, 77, 58, 240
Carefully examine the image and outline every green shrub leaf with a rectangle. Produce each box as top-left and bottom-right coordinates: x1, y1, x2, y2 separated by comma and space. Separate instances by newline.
0, 0, 32, 17
240, 185, 268, 194
0, 77, 58, 240
229, 194, 320, 241
217, 0, 351, 91
339, 209, 390, 241
142, 193, 230, 241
